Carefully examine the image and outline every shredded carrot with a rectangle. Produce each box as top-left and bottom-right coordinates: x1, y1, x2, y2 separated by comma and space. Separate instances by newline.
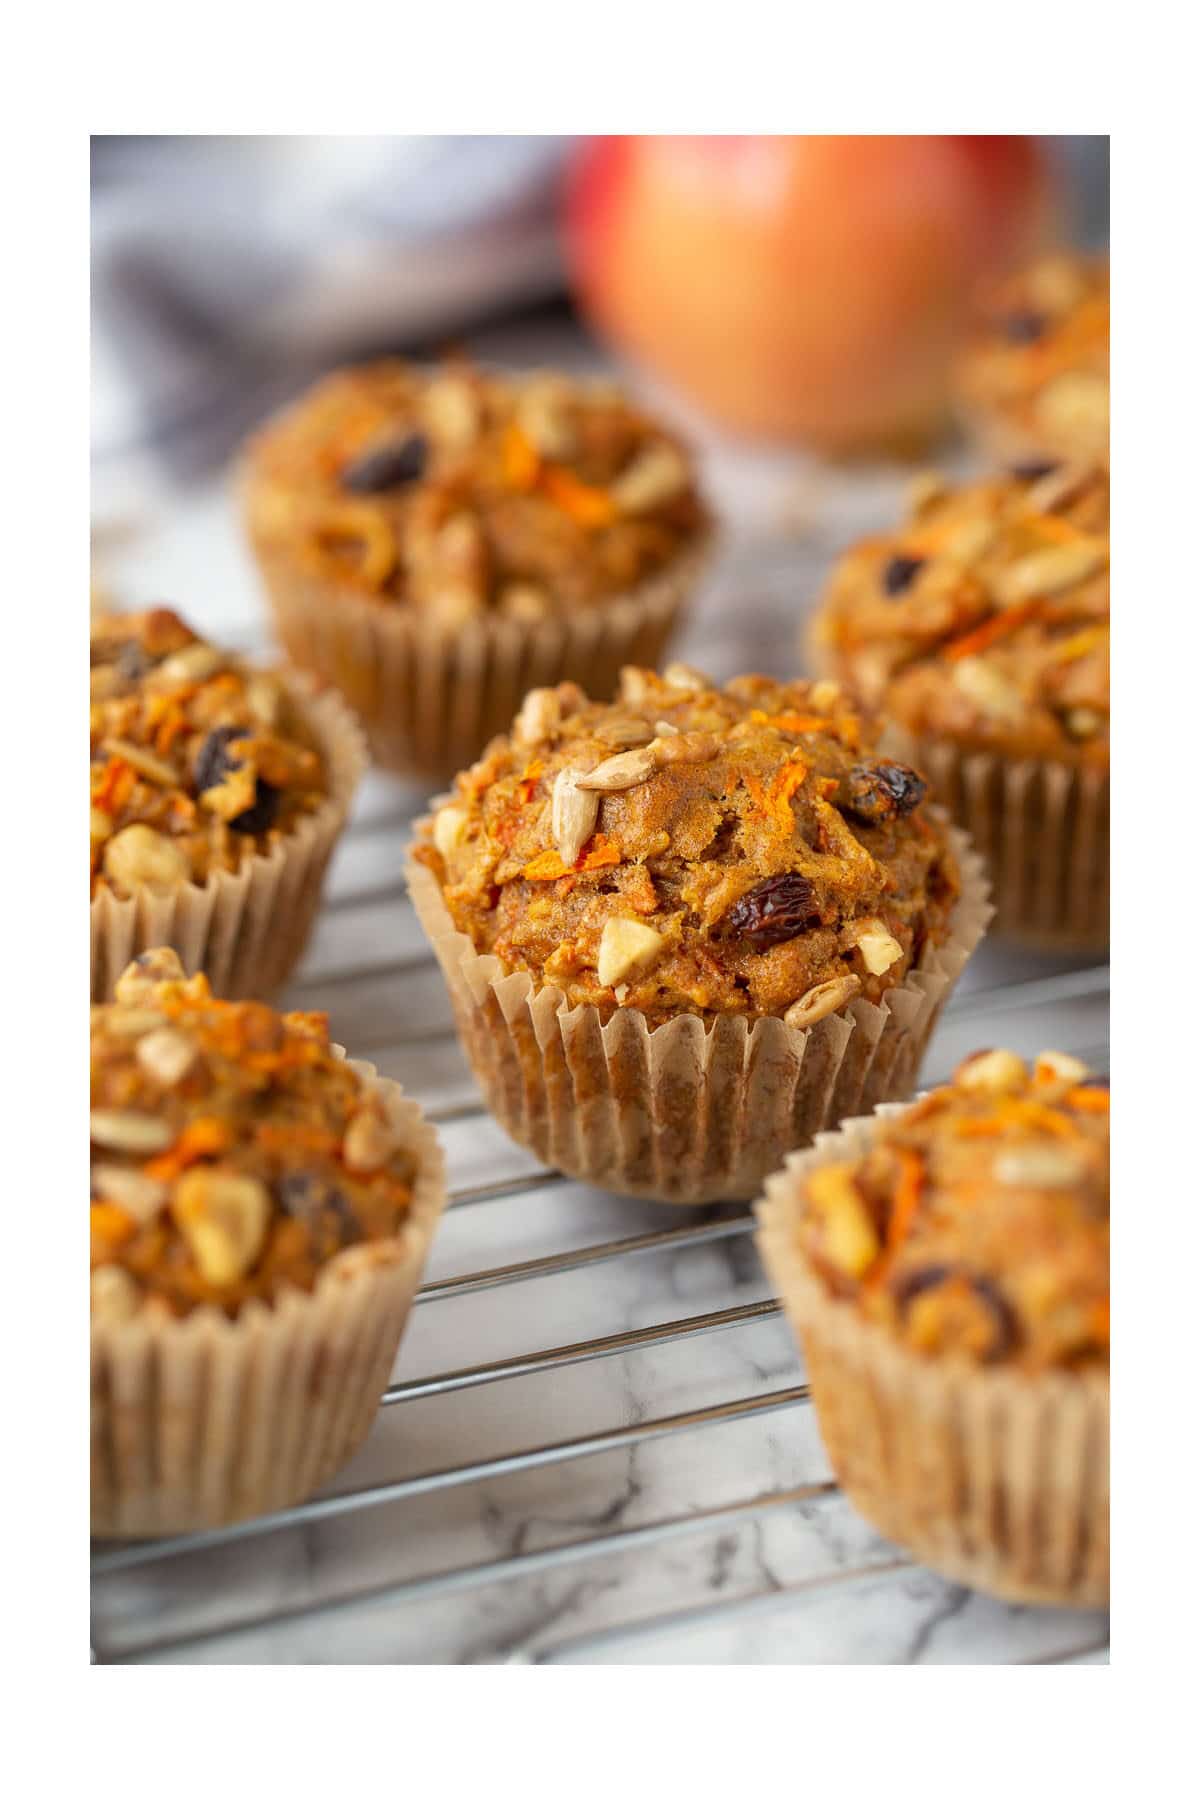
942, 601, 1042, 661
501, 423, 541, 491
765, 759, 808, 835
154, 706, 189, 757
954, 1098, 1078, 1139
90, 1202, 138, 1248
523, 833, 622, 882
143, 1116, 232, 1182
93, 755, 133, 814
1065, 1086, 1110, 1115
515, 759, 545, 806
539, 466, 617, 529
865, 1150, 925, 1289
750, 710, 831, 735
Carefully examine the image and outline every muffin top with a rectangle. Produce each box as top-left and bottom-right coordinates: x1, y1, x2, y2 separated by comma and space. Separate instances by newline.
243, 358, 709, 619
956, 253, 1109, 464
789, 1049, 1109, 1371
416, 665, 960, 1029
90, 951, 418, 1320
91, 609, 327, 899
812, 462, 1109, 765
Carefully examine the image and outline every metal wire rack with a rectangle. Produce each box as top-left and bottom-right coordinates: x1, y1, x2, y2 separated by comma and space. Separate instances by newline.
90, 781, 1110, 1666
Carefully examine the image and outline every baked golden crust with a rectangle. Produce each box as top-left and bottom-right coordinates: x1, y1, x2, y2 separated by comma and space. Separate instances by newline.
90, 609, 328, 899
787, 1049, 1109, 1371
811, 463, 1109, 766
243, 358, 709, 619
415, 665, 960, 1029
90, 952, 417, 1318
956, 253, 1109, 464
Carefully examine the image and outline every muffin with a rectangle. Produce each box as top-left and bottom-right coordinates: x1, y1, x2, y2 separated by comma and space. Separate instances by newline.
242, 358, 713, 779
757, 1048, 1109, 1607
810, 462, 1109, 948
91, 950, 446, 1536
407, 665, 990, 1204
955, 253, 1109, 465
91, 608, 366, 1000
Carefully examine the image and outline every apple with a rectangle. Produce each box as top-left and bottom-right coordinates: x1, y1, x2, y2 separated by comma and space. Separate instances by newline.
564, 135, 1054, 452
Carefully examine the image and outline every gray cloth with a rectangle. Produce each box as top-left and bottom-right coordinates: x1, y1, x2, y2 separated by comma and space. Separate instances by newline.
91, 135, 571, 520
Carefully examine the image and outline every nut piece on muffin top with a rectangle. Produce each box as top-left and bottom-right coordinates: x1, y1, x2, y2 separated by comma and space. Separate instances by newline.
416, 665, 960, 1028
91, 609, 327, 899
243, 358, 709, 621
90, 950, 418, 1320
812, 461, 1109, 764
792, 1049, 1109, 1371
956, 253, 1109, 465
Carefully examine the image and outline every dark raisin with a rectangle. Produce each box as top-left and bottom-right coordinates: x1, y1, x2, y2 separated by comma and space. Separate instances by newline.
116, 640, 151, 682
195, 725, 247, 794
892, 1264, 1018, 1363
277, 1172, 362, 1251
1010, 458, 1060, 482
721, 872, 820, 949
881, 553, 924, 597
228, 779, 280, 836
1001, 309, 1047, 345
840, 760, 927, 826
341, 432, 428, 494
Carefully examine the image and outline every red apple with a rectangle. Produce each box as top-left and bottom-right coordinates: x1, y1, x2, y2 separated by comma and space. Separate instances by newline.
564, 135, 1054, 451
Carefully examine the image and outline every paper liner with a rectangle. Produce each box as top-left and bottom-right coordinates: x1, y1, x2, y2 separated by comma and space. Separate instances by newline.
91, 1058, 447, 1539
247, 533, 710, 781
756, 1107, 1109, 1608
406, 815, 991, 1206
881, 727, 1108, 954
91, 676, 368, 1003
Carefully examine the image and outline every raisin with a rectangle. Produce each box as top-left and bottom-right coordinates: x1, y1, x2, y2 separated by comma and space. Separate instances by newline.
721, 872, 819, 949
195, 726, 278, 835
115, 640, 151, 681
839, 760, 927, 826
228, 780, 280, 836
1010, 458, 1060, 482
341, 432, 428, 494
195, 725, 247, 794
1001, 309, 1047, 345
277, 1172, 362, 1253
881, 553, 924, 596
892, 1264, 1018, 1363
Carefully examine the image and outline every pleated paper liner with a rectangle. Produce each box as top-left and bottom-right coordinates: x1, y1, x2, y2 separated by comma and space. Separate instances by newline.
882, 727, 1108, 953
91, 1059, 447, 1539
406, 816, 991, 1206
247, 533, 711, 782
757, 1107, 1109, 1608
91, 676, 368, 1003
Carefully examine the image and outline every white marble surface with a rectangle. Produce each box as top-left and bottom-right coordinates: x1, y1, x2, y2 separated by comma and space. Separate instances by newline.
90, 323, 1109, 1664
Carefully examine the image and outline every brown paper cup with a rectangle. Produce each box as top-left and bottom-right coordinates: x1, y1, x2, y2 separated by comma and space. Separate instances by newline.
882, 728, 1108, 954
247, 533, 710, 781
757, 1108, 1109, 1608
91, 1058, 447, 1539
91, 676, 368, 1003
406, 816, 991, 1206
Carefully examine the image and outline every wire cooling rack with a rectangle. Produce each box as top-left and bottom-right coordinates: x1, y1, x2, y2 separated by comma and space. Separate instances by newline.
89, 772, 1110, 1665
91, 356, 1109, 1663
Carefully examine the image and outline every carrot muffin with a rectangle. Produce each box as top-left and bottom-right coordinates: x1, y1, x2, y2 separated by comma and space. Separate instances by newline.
242, 359, 712, 777
408, 665, 990, 1203
91, 949, 446, 1536
90, 608, 365, 1000
811, 462, 1109, 948
758, 1049, 1109, 1606
955, 253, 1109, 465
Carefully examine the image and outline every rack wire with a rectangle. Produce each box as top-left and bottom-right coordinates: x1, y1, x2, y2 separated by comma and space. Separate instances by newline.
90, 787, 1110, 1666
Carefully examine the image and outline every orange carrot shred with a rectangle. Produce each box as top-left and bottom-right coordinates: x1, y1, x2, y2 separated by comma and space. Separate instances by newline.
943, 601, 1042, 662
1065, 1086, 1110, 1114
540, 466, 617, 529
143, 1116, 232, 1183
501, 423, 541, 491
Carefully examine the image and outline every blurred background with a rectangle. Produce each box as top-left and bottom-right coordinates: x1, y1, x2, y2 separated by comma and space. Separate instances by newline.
92, 135, 1108, 525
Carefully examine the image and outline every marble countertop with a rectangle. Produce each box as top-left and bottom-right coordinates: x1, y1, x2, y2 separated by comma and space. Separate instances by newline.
90, 327, 1109, 1664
